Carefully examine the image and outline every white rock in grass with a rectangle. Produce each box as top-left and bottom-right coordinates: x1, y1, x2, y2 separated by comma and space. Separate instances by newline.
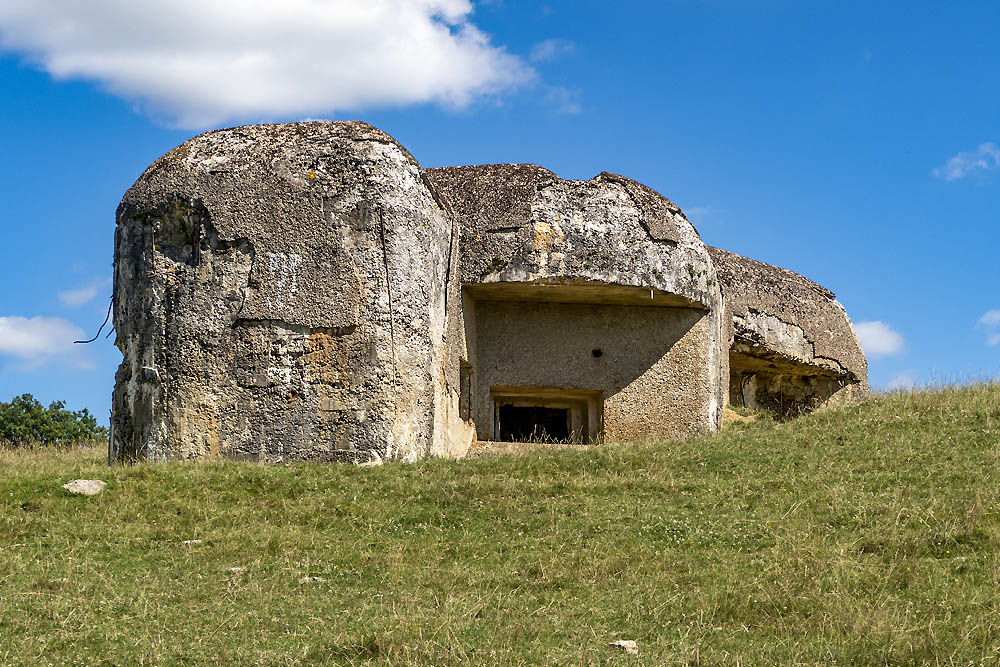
608, 640, 639, 655
298, 576, 326, 584
182, 539, 203, 545
228, 567, 245, 574
62, 479, 106, 496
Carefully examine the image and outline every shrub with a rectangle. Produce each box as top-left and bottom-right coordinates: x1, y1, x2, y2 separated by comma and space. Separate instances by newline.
0, 393, 108, 446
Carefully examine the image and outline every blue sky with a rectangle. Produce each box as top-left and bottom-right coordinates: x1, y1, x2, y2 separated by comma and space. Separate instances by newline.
1, 0, 998, 425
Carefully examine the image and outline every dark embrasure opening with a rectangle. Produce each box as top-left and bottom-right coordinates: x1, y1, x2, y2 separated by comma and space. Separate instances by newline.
497, 404, 570, 442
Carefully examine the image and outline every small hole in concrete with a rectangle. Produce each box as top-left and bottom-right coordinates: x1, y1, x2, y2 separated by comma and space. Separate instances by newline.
591, 349, 603, 358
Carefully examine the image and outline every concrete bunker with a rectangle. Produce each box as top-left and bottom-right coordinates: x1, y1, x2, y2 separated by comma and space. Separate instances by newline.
708, 246, 868, 417
424, 164, 727, 445
110, 121, 868, 463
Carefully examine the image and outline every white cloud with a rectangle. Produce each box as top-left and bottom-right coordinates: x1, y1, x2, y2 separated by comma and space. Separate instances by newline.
0, 0, 534, 128
888, 370, 917, 391
932, 142, 1000, 181
979, 309, 1000, 327
977, 309, 1000, 345
530, 38, 575, 62
58, 277, 111, 307
855, 320, 904, 358
543, 86, 582, 115
0, 316, 93, 370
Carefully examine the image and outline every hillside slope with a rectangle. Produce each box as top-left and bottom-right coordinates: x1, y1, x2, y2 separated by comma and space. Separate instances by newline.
2, 384, 999, 664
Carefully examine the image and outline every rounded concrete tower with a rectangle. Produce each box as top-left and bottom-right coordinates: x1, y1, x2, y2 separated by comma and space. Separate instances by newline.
111, 122, 470, 463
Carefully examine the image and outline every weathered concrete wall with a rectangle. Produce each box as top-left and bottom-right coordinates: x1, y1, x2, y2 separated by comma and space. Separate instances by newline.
473, 300, 715, 441
425, 165, 727, 434
111, 121, 472, 463
707, 246, 868, 415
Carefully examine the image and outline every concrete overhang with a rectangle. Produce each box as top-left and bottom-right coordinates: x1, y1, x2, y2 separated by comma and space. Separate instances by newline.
463, 279, 708, 309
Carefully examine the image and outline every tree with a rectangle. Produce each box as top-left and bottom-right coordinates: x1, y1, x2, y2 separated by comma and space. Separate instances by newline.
0, 394, 109, 445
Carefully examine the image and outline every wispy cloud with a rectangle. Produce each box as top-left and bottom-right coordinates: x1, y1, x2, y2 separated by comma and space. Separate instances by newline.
543, 86, 581, 115
683, 206, 714, 224
58, 277, 111, 307
0, 0, 534, 128
976, 309, 1000, 345
888, 370, 917, 391
855, 320, 904, 358
0, 315, 93, 370
530, 38, 575, 63
932, 142, 1000, 181
684, 206, 713, 218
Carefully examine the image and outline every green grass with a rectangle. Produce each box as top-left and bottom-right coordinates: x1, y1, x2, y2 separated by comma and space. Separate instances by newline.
2, 384, 1000, 665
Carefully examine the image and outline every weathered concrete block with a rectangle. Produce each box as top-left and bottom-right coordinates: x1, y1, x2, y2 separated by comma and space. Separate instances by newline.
111, 121, 471, 463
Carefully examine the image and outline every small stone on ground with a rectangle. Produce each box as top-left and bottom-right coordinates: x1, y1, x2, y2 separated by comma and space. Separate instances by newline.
608, 640, 639, 654
62, 479, 106, 496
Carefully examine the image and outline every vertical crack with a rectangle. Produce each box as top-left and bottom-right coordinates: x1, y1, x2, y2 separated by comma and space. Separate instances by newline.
443, 212, 455, 325
378, 207, 397, 375
378, 207, 399, 460
378, 208, 396, 370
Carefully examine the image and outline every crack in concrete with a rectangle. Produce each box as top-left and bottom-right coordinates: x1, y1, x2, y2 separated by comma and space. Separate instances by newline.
377, 207, 398, 378
596, 172, 680, 245
737, 307, 850, 377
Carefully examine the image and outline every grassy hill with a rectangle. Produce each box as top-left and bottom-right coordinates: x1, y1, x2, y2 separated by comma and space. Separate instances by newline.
2, 384, 999, 665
